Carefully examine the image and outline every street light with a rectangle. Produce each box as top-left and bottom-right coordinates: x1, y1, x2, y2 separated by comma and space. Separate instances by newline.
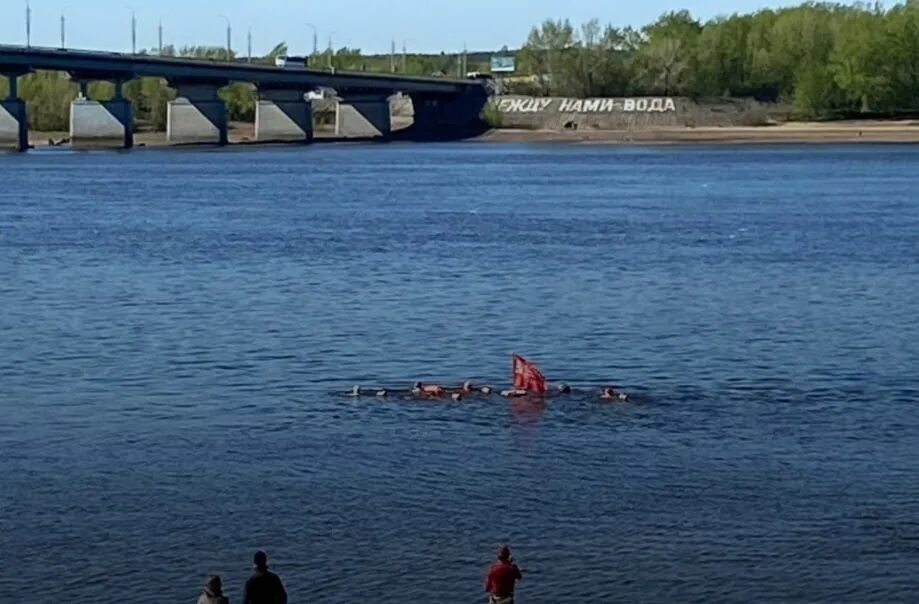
327, 31, 336, 70
305, 23, 318, 56
247, 27, 252, 63
123, 5, 137, 54
218, 15, 232, 61
158, 19, 164, 55
60, 9, 66, 49
25, 0, 31, 48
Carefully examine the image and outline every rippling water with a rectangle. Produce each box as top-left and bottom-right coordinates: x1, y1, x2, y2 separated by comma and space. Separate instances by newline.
2, 143, 919, 603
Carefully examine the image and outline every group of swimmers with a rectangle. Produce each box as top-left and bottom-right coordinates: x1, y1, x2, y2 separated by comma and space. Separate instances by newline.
346, 381, 630, 402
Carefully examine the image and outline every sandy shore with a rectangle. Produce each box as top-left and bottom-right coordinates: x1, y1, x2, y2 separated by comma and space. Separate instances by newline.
479, 121, 919, 144
25, 120, 919, 148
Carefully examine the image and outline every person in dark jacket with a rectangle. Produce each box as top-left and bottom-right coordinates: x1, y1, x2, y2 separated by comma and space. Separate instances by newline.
198, 575, 229, 604
243, 551, 288, 604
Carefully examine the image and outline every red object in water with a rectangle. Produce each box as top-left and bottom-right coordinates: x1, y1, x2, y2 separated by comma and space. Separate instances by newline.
512, 354, 547, 394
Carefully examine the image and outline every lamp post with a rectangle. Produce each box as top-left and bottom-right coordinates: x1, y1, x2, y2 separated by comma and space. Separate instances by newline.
60, 11, 66, 49
305, 23, 318, 57
247, 27, 252, 63
327, 32, 336, 70
219, 15, 232, 61
25, 0, 31, 48
123, 5, 137, 55
158, 20, 164, 55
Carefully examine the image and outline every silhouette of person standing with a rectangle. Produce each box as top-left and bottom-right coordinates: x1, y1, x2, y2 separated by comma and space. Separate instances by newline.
243, 551, 288, 604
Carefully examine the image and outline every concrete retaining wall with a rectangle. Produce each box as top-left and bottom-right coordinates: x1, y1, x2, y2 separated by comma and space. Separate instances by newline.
492, 95, 788, 130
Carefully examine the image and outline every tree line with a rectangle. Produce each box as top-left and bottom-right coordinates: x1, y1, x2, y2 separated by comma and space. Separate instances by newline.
515, 1, 919, 117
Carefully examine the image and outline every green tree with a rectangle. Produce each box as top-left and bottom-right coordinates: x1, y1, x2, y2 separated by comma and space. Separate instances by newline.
633, 11, 701, 95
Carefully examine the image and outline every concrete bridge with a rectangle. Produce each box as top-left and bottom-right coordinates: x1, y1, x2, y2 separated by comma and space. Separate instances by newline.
0, 45, 489, 150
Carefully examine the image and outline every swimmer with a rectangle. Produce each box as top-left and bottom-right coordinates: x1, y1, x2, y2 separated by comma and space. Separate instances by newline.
413, 382, 446, 397
557, 383, 572, 394
461, 380, 474, 393
451, 392, 463, 402
376, 389, 388, 398
348, 385, 363, 397
480, 386, 494, 395
602, 386, 629, 402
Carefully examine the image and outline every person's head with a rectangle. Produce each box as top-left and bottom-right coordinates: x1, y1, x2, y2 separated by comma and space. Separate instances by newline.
376, 389, 388, 398
351, 385, 362, 395
497, 545, 512, 562
413, 381, 423, 390
205, 575, 223, 597
463, 381, 474, 392
558, 383, 571, 394
254, 550, 268, 570
452, 392, 463, 402
603, 387, 614, 397
481, 386, 493, 395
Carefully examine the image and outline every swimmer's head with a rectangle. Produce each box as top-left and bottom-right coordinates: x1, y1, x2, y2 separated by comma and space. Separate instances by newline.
451, 392, 463, 401
351, 385, 362, 395
558, 383, 572, 394
413, 381, 423, 390
376, 389, 388, 398
618, 392, 629, 402
481, 386, 493, 395
463, 380, 474, 392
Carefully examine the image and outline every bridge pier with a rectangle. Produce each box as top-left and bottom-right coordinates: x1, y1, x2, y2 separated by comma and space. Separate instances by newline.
336, 94, 392, 139
403, 89, 488, 140
1, 73, 28, 152
70, 80, 133, 149
255, 88, 313, 143
167, 82, 228, 145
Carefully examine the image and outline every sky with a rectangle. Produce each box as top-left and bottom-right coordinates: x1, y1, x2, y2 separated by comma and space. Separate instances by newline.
3, 0, 804, 56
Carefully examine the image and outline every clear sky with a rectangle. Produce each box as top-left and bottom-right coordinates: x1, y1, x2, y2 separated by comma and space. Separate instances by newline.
4, 0, 801, 56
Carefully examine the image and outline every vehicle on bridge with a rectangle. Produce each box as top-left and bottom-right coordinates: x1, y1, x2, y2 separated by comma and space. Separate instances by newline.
274, 56, 310, 69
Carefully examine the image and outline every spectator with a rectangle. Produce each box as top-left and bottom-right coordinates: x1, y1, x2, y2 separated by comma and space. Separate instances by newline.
243, 551, 288, 604
485, 545, 522, 604
197, 575, 229, 604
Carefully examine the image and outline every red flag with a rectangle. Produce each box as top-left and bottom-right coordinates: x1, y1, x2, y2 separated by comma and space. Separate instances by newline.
512, 354, 547, 394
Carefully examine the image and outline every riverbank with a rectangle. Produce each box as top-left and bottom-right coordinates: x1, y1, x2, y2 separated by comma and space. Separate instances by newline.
25, 120, 919, 148
479, 121, 919, 144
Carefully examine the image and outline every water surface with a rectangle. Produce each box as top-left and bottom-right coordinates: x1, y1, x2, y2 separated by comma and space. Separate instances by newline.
1, 143, 918, 603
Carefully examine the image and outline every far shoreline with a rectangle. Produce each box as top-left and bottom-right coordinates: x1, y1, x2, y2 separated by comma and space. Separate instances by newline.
20, 119, 919, 150
477, 120, 919, 145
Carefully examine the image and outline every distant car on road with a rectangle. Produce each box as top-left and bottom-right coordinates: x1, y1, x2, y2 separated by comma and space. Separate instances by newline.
274, 56, 310, 69
466, 72, 499, 94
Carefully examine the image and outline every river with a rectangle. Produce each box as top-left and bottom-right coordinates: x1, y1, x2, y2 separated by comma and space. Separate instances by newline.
1, 143, 918, 603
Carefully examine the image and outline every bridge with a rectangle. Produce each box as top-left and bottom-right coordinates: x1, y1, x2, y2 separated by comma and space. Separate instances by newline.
0, 45, 490, 150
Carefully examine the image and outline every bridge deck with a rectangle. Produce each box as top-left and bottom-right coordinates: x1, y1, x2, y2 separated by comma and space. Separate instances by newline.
0, 45, 481, 95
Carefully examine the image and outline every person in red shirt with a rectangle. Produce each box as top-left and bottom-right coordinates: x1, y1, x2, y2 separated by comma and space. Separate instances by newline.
485, 545, 523, 604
